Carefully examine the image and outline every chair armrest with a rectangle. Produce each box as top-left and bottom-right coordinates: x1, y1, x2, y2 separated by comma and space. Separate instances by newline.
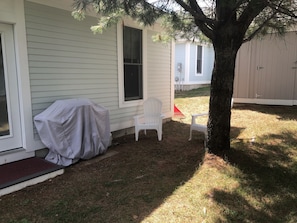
134, 114, 164, 125
134, 114, 145, 124
191, 112, 208, 118
134, 114, 144, 119
191, 112, 208, 125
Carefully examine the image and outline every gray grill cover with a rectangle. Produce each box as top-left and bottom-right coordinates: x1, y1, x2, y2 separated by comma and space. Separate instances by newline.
34, 98, 110, 166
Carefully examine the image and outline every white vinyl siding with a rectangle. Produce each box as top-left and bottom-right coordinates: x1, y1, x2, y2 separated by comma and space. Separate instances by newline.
147, 30, 172, 112
25, 1, 173, 143
25, 1, 118, 139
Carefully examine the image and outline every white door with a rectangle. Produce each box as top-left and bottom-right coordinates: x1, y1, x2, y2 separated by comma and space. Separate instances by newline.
255, 34, 296, 102
0, 23, 22, 151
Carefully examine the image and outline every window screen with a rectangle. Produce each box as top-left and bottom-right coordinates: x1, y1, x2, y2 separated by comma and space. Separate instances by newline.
196, 45, 202, 74
123, 26, 143, 101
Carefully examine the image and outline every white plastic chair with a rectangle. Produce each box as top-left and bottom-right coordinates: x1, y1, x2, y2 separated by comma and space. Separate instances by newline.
134, 97, 165, 141
188, 99, 233, 145
188, 112, 208, 145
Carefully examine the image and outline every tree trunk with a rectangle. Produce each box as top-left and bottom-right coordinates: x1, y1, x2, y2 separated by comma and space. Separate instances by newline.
206, 38, 241, 155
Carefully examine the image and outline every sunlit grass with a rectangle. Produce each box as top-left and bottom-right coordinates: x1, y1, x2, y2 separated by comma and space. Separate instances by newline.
174, 87, 210, 124
143, 153, 242, 223
144, 87, 297, 223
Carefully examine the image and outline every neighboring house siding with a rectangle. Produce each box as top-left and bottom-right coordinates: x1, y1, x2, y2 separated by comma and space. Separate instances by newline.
174, 41, 213, 90
189, 44, 197, 81
189, 43, 214, 82
174, 43, 186, 82
203, 45, 214, 81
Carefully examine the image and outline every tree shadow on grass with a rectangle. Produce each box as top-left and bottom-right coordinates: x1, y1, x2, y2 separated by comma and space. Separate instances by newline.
0, 121, 206, 223
211, 131, 297, 223
233, 103, 297, 121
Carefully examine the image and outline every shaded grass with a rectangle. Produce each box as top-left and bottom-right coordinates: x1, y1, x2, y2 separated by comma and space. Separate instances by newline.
1, 87, 297, 222
0, 121, 205, 223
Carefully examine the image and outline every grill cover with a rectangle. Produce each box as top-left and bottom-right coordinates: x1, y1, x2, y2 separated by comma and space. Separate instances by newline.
34, 98, 110, 166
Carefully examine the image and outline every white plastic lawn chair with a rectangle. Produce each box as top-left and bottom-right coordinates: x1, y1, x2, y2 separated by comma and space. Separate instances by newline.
188, 99, 233, 145
188, 112, 208, 145
134, 97, 165, 141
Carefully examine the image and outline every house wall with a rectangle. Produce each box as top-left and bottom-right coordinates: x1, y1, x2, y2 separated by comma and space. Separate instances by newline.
25, 1, 118, 142
189, 44, 197, 81
147, 30, 172, 112
24, 1, 173, 148
188, 43, 214, 83
174, 41, 213, 91
174, 43, 186, 84
234, 32, 297, 105
203, 45, 215, 81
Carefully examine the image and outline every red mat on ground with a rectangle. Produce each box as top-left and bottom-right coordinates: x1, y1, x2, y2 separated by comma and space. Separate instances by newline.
0, 157, 63, 189
174, 105, 185, 118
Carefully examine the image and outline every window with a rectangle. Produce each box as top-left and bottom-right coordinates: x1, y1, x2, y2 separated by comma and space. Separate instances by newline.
123, 26, 143, 101
196, 45, 202, 74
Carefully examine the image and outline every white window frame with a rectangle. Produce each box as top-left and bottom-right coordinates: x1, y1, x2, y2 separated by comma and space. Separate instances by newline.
117, 21, 147, 108
195, 45, 203, 76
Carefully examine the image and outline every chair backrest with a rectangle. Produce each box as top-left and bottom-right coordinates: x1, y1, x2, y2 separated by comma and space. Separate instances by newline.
143, 97, 162, 123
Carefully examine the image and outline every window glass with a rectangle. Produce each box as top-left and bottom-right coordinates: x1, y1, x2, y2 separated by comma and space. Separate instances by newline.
123, 26, 143, 101
196, 45, 202, 74
0, 36, 9, 136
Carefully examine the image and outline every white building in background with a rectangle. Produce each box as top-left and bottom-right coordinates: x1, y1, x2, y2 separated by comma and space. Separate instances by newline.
174, 40, 214, 91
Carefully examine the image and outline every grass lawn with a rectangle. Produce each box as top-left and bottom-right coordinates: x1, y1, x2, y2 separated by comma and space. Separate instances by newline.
1, 87, 297, 223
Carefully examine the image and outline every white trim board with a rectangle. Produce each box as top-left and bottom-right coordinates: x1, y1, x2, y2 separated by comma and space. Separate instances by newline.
234, 98, 296, 106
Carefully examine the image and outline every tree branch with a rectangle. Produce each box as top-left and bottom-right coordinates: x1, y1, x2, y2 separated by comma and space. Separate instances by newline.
268, 1, 297, 18
243, 0, 297, 42
243, 12, 276, 42
174, 0, 215, 39
238, 0, 269, 31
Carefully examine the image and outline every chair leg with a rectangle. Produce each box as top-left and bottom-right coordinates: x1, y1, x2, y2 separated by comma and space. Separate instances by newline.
135, 127, 139, 141
188, 128, 193, 141
157, 129, 162, 141
204, 133, 208, 149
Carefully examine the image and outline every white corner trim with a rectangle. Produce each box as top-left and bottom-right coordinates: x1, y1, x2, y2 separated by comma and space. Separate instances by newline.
14, 1, 36, 151
184, 42, 190, 82
171, 39, 175, 117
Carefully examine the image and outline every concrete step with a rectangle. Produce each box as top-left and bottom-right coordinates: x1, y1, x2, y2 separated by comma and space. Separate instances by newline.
0, 157, 64, 197
0, 148, 35, 165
